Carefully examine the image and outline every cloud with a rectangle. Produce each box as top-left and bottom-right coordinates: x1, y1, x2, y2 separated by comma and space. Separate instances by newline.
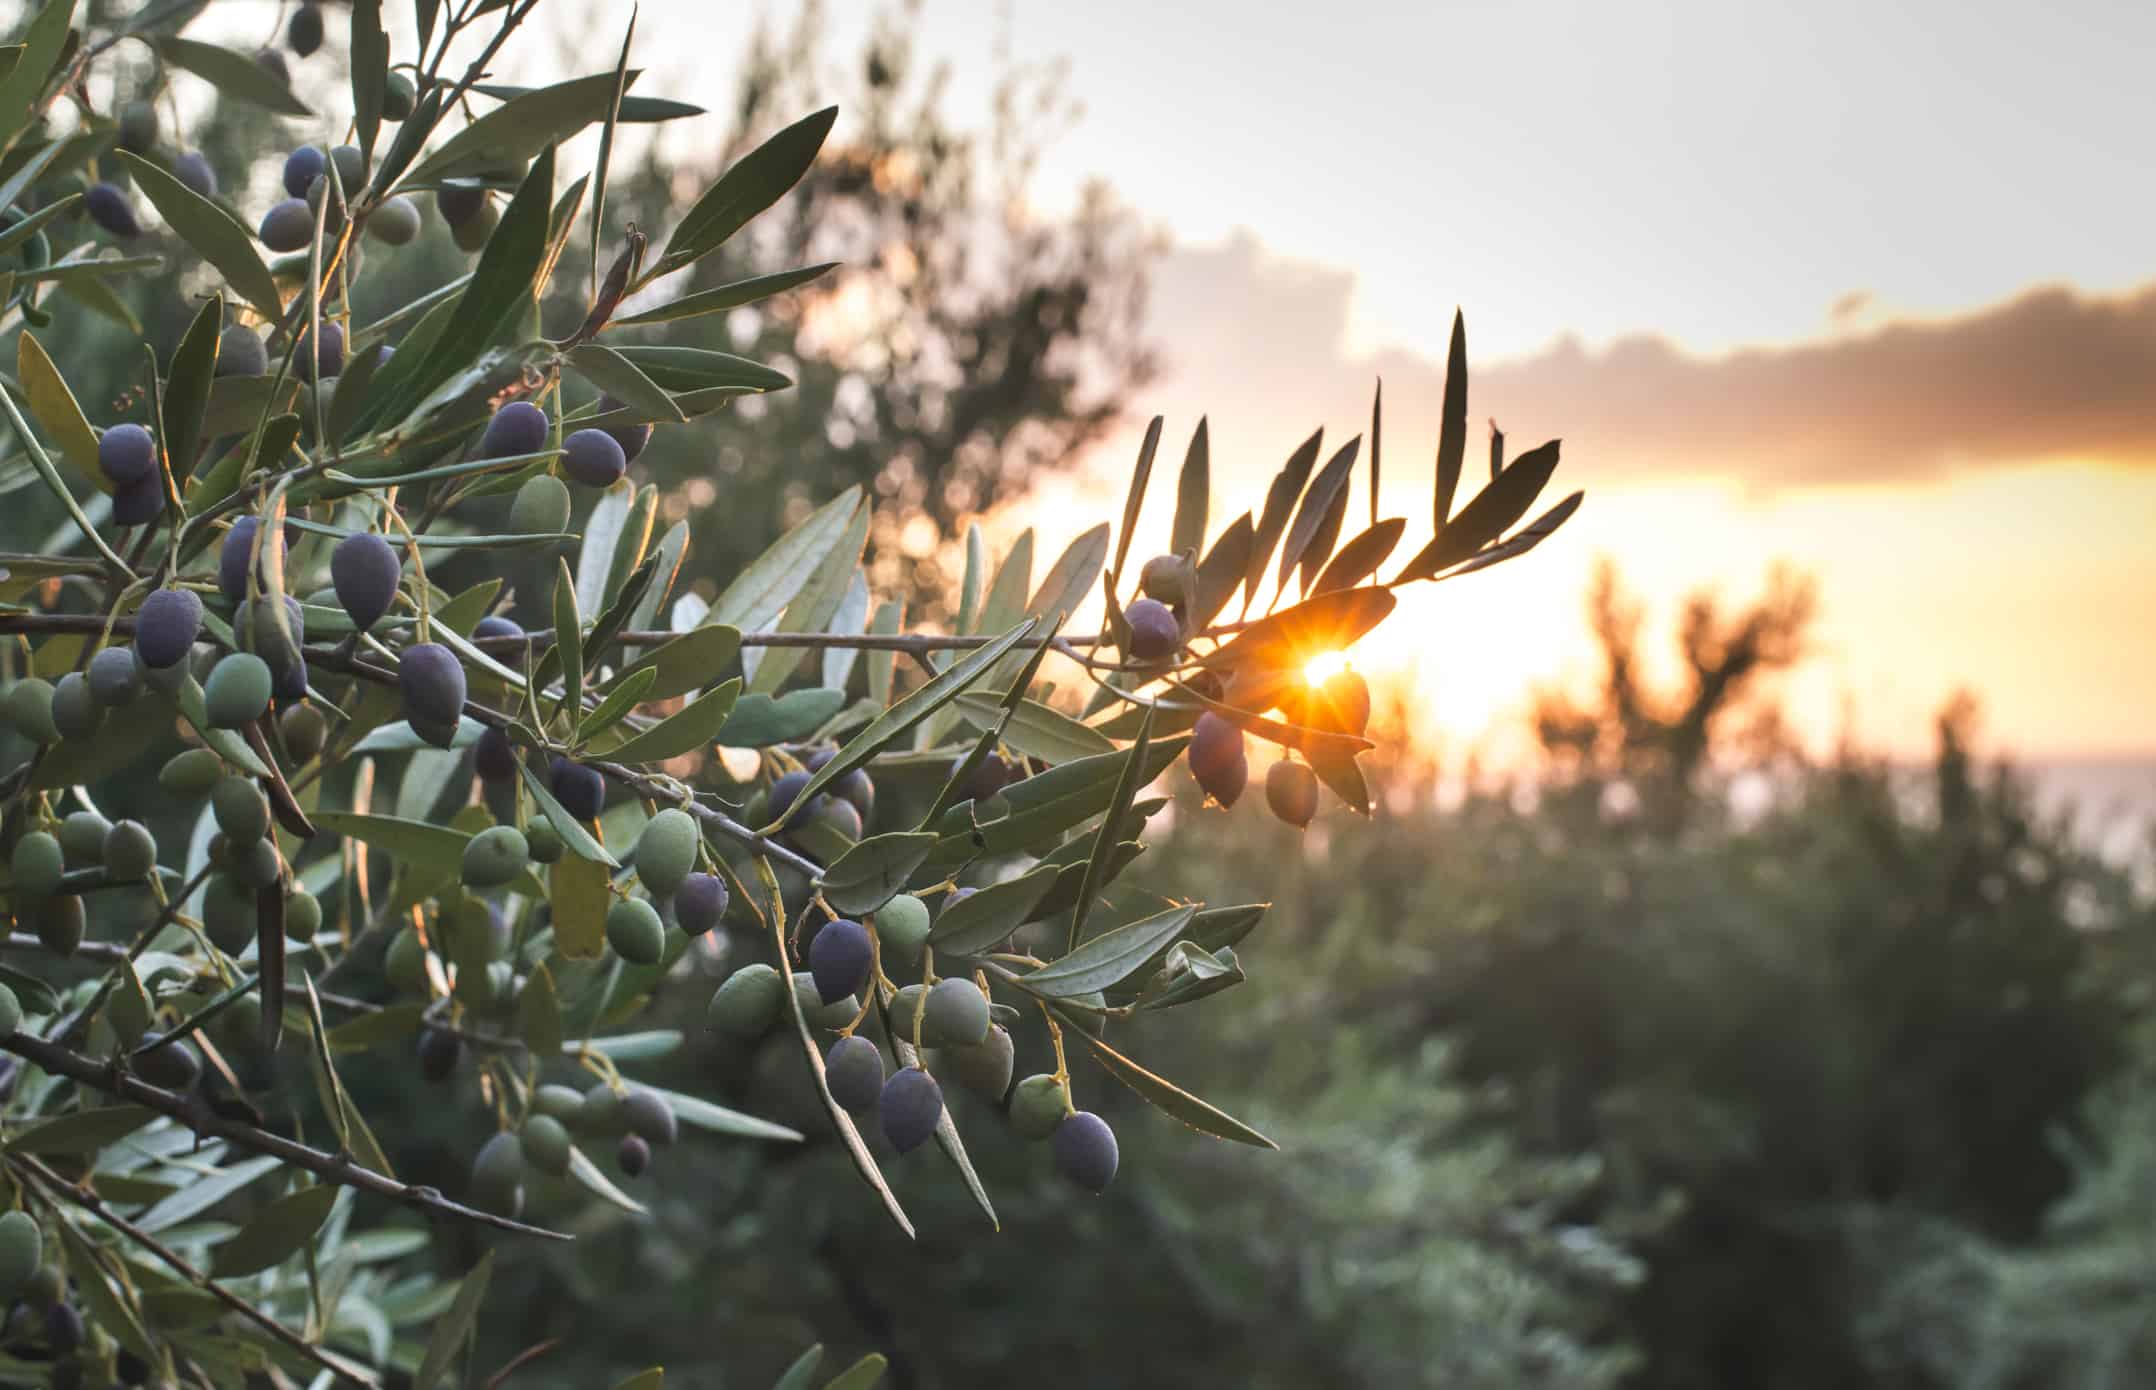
1141, 233, 2156, 491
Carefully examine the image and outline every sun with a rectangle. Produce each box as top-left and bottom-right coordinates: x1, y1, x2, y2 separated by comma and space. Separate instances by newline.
1303, 649, 1351, 687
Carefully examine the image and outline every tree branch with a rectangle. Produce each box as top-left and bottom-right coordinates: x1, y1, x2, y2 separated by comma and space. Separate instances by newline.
0, 1027, 570, 1243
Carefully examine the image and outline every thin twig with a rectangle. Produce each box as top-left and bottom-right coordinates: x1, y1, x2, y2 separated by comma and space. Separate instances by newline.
0, 1029, 568, 1241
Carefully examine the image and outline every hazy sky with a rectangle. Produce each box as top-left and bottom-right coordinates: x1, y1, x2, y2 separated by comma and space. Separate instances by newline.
628, 3, 2156, 758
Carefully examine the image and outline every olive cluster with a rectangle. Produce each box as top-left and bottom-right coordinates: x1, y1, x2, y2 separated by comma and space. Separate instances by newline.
467, 1079, 682, 1213
0, 1206, 153, 1386
1123, 551, 1371, 830
706, 880, 1119, 1194
79, 3, 415, 257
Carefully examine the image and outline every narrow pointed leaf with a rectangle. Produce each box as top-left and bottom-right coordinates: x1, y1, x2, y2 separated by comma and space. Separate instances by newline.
865, 599, 903, 705
155, 36, 311, 116
0, 0, 74, 150
1394, 439, 1562, 582
517, 757, 620, 867
409, 73, 618, 182
928, 863, 1062, 955
1443, 487, 1585, 579
17, 330, 102, 491
710, 486, 864, 631
1311, 517, 1406, 595
1191, 511, 1253, 632
412, 1250, 493, 1390
1027, 904, 1198, 997
308, 812, 470, 873
209, 1184, 336, 1277
162, 294, 223, 477
350, 0, 387, 165
752, 499, 869, 694
1061, 1027, 1277, 1149
1278, 436, 1359, 592
1200, 587, 1396, 675
1434, 308, 1468, 529
602, 677, 741, 763
1245, 428, 1322, 610
769, 619, 1036, 827
1109, 416, 1163, 592
611, 624, 741, 702
567, 341, 686, 423
1369, 377, 1383, 526
660, 106, 837, 273
613, 263, 838, 327
549, 852, 611, 959
952, 693, 1113, 765
1170, 417, 1208, 560
1066, 704, 1153, 951
713, 688, 845, 747
814, 832, 938, 916
636, 1085, 801, 1142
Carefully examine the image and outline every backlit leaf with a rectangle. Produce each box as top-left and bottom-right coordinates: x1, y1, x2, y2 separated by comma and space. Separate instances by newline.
156, 36, 311, 116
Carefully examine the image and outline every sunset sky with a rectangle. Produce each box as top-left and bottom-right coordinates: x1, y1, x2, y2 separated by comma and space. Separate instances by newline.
232, 0, 2150, 767
635, 0, 2155, 765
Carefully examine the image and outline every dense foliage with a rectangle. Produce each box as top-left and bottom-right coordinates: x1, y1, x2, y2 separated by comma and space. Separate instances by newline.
0, 1, 1583, 1385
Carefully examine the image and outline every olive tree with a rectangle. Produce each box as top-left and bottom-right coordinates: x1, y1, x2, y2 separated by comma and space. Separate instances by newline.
0, 1, 1582, 1385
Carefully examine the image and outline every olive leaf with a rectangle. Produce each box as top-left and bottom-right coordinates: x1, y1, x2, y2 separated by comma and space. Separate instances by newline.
600, 677, 741, 763
209, 1183, 337, 1277
614, 263, 838, 327
1027, 904, 1198, 997
1171, 417, 1210, 560
657, 106, 837, 276
412, 1250, 494, 1390
156, 36, 312, 116
816, 832, 941, 915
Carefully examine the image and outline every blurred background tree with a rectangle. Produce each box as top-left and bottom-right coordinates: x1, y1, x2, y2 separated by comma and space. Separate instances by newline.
572, 0, 1156, 614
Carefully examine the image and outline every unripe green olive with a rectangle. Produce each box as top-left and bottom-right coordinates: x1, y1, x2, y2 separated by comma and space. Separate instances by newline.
460, 824, 529, 889
873, 894, 931, 965
159, 747, 224, 798
1008, 1072, 1070, 1140
280, 703, 328, 762
577, 1083, 628, 1136
923, 977, 991, 1048
509, 473, 572, 534
633, 808, 698, 899
889, 982, 931, 1042
706, 963, 783, 1040
200, 873, 257, 953
58, 810, 111, 869
531, 1084, 584, 1125
212, 776, 271, 844
384, 924, 430, 995
0, 1211, 43, 1300
202, 653, 272, 728
468, 1131, 524, 1217
101, 820, 157, 881
524, 820, 564, 864
284, 889, 322, 942
50, 671, 102, 739
3, 678, 58, 742
35, 894, 84, 958
606, 897, 665, 965
10, 831, 63, 900
520, 1114, 572, 1176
